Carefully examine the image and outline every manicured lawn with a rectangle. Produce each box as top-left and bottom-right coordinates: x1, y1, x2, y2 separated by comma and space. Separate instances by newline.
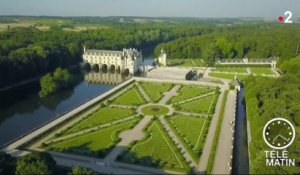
140, 82, 173, 102
179, 95, 215, 114
251, 68, 274, 75
168, 115, 208, 162
211, 68, 247, 73
141, 105, 169, 116
209, 72, 247, 80
168, 59, 205, 67
65, 107, 135, 134
112, 86, 146, 106
170, 85, 214, 103
129, 121, 189, 171
48, 119, 138, 157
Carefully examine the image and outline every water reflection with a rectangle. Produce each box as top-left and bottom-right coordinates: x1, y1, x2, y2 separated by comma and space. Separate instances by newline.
0, 71, 129, 146
84, 72, 129, 85
232, 87, 250, 174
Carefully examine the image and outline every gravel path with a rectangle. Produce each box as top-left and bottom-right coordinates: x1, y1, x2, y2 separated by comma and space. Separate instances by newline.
174, 92, 215, 105
104, 116, 153, 164
212, 91, 237, 174
159, 85, 181, 104
136, 83, 151, 102
197, 90, 225, 173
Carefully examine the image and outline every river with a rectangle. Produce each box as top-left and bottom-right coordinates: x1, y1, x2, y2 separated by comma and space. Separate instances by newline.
0, 71, 130, 146
0, 56, 155, 147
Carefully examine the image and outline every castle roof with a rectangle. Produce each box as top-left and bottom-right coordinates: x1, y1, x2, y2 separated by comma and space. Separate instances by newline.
84, 49, 122, 55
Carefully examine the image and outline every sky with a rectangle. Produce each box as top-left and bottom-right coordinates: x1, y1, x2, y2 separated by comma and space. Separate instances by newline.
0, 0, 299, 18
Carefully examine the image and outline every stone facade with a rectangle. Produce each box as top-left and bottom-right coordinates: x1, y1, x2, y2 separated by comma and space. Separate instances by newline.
157, 49, 167, 67
83, 47, 143, 74
216, 56, 277, 68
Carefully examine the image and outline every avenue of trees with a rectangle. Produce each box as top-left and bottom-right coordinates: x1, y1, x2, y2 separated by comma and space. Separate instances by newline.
244, 55, 300, 174
155, 25, 300, 66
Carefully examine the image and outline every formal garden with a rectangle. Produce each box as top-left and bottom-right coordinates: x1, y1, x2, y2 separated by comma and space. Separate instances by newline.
29, 80, 221, 173
209, 67, 276, 80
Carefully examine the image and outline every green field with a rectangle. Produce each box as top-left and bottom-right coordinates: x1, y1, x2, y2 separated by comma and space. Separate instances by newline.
167, 59, 205, 67
128, 121, 189, 171
170, 85, 214, 103
179, 95, 215, 114
211, 68, 247, 73
169, 115, 208, 162
140, 82, 173, 102
64, 107, 135, 134
112, 86, 146, 106
209, 72, 247, 80
47, 119, 138, 158
251, 68, 274, 75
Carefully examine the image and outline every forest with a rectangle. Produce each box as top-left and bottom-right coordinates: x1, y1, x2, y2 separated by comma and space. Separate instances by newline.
244, 55, 300, 174
0, 23, 211, 88
1, 17, 300, 88
154, 25, 300, 66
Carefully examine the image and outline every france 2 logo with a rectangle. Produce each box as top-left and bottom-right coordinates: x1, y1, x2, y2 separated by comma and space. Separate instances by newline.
278, 11, 293, 24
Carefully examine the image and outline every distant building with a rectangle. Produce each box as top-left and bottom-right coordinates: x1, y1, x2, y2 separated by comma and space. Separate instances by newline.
82, 47, 143, 74
157, 49, 167, 67
216, 56, 277, 68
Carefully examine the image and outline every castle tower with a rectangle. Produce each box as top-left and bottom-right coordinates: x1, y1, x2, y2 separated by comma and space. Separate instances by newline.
158, 49, 167, 67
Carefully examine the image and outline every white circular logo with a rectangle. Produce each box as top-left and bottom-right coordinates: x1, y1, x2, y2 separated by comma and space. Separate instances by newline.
263, 118, 296, 150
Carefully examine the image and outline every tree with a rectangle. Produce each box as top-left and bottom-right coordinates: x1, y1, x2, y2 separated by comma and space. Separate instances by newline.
15, 152, 56, 175
71, 166, 96, 175
39, 68, 74, 97
39, 73, 58, 97
0, 152, 16, 175
203, 43, 221, 66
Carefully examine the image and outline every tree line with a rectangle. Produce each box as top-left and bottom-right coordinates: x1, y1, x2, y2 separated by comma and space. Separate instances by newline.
0, 151, 96, 175
155, 25, 300, 66
0, 25, 211, 88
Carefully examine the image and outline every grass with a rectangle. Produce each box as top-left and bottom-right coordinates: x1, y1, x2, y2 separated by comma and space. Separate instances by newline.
251, 68, 274, 75
209, 72, 247, 80
130, 121, 189, 171
112, 86, 146, 106
140, 82, 173, 102
211, 68, 247, 73
141, 105, 170, 116
179, 95, 215, 114
47, 119, 138, 158
64, 107, 135, 134
167, 59, 205, 67
168, 115, 208, 162
206, 90, 228, 174
170, 85, 214, 103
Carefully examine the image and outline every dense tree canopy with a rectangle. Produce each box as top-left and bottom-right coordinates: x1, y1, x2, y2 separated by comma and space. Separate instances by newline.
39, 68, 74, 97
244, 55, 300, 174
0, 152, 16, 175
71, 166, 96, 175
0, 25, 210, 88
155, 25, 300, 65
15, 152, 56, 175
